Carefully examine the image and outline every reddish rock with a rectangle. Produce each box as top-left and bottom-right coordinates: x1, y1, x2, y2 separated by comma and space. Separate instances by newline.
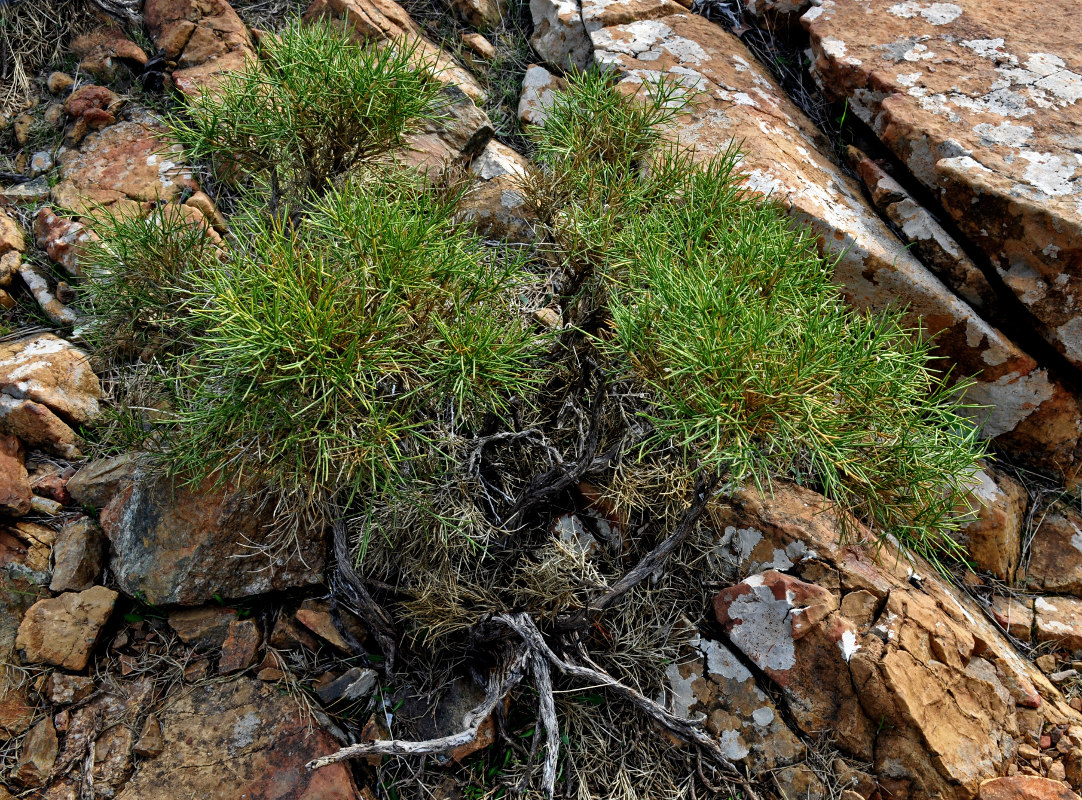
0, 396, 83, 460
0, 435, 31, 516
957, 466, 1028, 581
804, 0, 1082, 371
168, 606, 238, 648
1030, 508, 1082, 596
12, 717, 58, 787
16, 585, 118, 671
71, 27, 149, 81
991, 595, 1035, 642
980, 776, 1080, 800
295, 605, 351, 652
114, 678, 363, 799
218, 618, 261, 674
101, 472, 324, 606
34, 208, 97, 277
92, 723, 136, 794
63, 85, 121, 134
0, 334, 103, 425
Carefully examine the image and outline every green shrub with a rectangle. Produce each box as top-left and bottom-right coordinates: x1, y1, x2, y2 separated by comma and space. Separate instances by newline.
527, 71, 985, 561
166, 19, 445, 197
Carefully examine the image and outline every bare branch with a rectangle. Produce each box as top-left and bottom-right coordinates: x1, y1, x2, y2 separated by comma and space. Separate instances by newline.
331, 518, 398, 670
531, 652, 560, 799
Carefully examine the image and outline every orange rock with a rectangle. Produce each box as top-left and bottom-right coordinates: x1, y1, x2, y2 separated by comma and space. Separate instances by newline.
980, 776, 1080, 800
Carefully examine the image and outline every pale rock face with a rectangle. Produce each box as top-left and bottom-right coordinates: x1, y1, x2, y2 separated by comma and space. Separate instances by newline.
530, 0, 593, 71
803, 0, 1082, 370
518, 64, 564, 126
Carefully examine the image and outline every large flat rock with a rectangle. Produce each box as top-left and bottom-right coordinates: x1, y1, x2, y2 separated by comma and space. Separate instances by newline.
803, 0, 1082, 367
583, 0, 1082, 482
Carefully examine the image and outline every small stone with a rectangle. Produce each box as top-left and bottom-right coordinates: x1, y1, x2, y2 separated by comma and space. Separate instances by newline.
13, 115, 33, 147
269, 615, 319, 651
991, 595, 1035, 641
65, 454, 135, 509
29, 495, 62, 516
47, 673, 94, 704
1036, 597, 1082, 652
0, 291, 14, 311
133, 714, 163, 758
1020, 744, 1042, 761
63, 85, 121, 123
450, 0, 506, 28
0, 251, 18, 286
839, 589, 879, 628
0, 396, 83, 460
518, 64, 562, 126
314, 666, 377, 705
0, 209, 24, 256
16, 585, 119, 671
47, 72, 75, 95
295, 606, 351, 652
49, 518, 105, 593
1051, 670, 1079, 684
462, 32, 496, 59
0, 177, 51, 205
0, 434, 31, 516
218, 618, 260, 674
168, 606, 237, 649
1049, 762, 1068, 782
29, 152, 53, 178
183, 658, 209, 682
12, 717, 57, 787
534, 307, 561, 329
1037, 654, 1059, 674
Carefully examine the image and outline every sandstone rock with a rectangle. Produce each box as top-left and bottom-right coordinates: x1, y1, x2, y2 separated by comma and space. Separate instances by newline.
12, 717, 58, 787
218, 618, 261, 674
449, 0, 505, 28
134, 714, 164, 758
0, 396, 83, 460
518, 64, 563, 126
980, 776, 1081, 800
581, 0, 1082, 486
1036, 597, 1082, 652
49, 518, 105, 593
530, 0, 592, 71
47, 72, 75, 96
992, 595, 1035, 642
1030, 508, 1082, 596
47, 672, 95, 704
16, 585, 117, 671
461, 140, 534, 243
295, 606, 351, 652
804, 0, 1082, 370
957, 466, 1028, 581
71, 27, 149, 82
462, 32, 495, 60
52, 111, 196, 219
0, 208, 24, 255
270, 614, 320, 651
0, 251, 19, 286
115, 678, 363, 799
34, 208, 97, 277
168, 606, 239, 648
102, 471, 324, 605
666, 636, 805, 770
0, 435, 31, 516
0, 334, 103, 425
710, 481, 1073, 800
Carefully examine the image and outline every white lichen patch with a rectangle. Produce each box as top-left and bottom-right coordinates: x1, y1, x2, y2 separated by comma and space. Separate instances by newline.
1019, 151, 1080, 196
973, 122, 1033, 148
725, 584, 798, 673
887, 2, 962, 25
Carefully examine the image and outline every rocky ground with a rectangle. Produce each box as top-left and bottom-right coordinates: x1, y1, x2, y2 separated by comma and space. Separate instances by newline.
1, 0, 1082, 798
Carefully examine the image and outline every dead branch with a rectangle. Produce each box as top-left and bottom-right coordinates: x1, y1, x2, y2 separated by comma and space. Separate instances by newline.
557, 471, 719, 631
531, 652, 560, 799
331, 518, 399, 671
305, 645, 529, 770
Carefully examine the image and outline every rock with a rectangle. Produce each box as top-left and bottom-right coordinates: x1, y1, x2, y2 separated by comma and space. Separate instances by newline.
1030, 508, 1082, 596
0, 396, 83, 460
71, 27, 149, 82
93, 722, 136, 794
144, 0, 256, 97
47, 72, 75, 95
710, 481, 1071, 800
0, 177, 51, 205
0, 528, 48, 741
115, 678, 363, 799
0, 251, 18, 286
0, 435, 31, 516
134, 714, 163, 758
63, 85, 122, 128
52, 111, 196, 219
102, 471, 324, 605
168, 606, 238, 648
449, 0, 505, 28
0, 209, 24, 255
47, 672, 95, 704
804, 0, 1082, 370
295, 605, 351, 652
957, 466, 1028, 581
269, 614, 320, 651
12, 717, 58, 787
518, 64, 563, 126
49, 518, 105, 593
315, 666, 377, 706
18, 260, 79, 327
0, 334, 103, 425
401, 85, 493, 171
218, 618, 261, 674
1038, 654, 1059, 675
34, 208, 97, 278
980, 776, 1081, 800
530, 0, 592, 71
460, 140, 534, 243
29, 151, 54, 178
15, 585, 118, 671
1036, 597, 1082, 652
582, 0, 1082, 486
848, 148, 999, 313
462, 32, 496, 60
991, 595, 1035, 642
65, 454, 136, 509
666, 636, 805, 770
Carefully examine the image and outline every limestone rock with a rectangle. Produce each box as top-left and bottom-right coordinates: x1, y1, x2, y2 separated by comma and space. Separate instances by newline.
65, 454, 135, 509
803, 0, 1082, 370
1030, 508, 1082, 596
1036, 597, 1082, 652
0, 435, 31, 516
957, 466, 1028, 581
49, 518, 105, 593
529, 0, 592, 71
518, 64, 563, 126
115, 678, 363, 799
16, 585, 118, 671
460, 140, 534, 243
0, 334, 103, 425
101, 471, 324, 606
581, 0, 1082, 486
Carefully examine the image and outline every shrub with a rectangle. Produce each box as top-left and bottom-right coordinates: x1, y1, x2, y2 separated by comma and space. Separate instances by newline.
166, 19, 445, 197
